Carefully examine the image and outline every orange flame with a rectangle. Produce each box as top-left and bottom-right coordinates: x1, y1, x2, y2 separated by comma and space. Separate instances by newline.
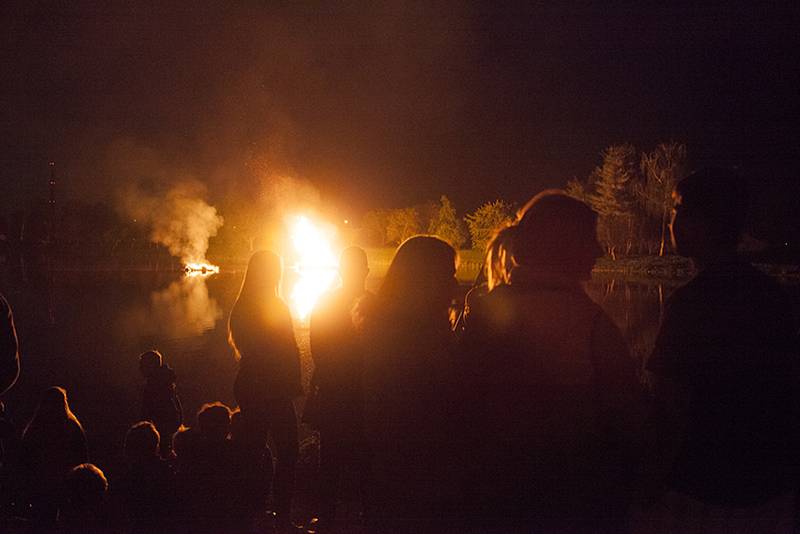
288, 215, 338, 321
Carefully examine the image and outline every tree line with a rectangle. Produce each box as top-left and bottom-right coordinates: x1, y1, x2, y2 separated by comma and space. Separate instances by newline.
357, 141, 689, 256
358, 197, 516, 252
566, 141, 689, 259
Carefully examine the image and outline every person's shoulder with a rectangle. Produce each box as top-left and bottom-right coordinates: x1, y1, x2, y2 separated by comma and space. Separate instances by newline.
481, 283, 516, 305
466, 284, 518, 328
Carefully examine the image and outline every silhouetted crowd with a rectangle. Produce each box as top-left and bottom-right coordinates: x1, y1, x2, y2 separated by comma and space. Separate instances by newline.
0, 168, 798, 533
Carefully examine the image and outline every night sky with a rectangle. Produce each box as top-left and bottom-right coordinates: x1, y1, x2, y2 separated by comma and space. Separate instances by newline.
2, 2, 799, 226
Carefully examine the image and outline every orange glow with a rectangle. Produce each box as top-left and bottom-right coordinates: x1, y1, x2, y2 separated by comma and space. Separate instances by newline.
288, 215, 338, 321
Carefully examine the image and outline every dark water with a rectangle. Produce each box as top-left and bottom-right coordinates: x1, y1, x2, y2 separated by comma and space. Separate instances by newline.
1, 266, 796, 474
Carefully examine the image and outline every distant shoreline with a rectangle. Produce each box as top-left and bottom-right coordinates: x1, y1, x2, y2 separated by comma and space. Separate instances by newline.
4, 250, 798, 284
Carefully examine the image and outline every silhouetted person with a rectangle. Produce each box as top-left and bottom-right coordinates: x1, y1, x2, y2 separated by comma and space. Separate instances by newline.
309, 246, 373, 528
171, 424, 199, 476
20, 386, 88, 524
228, 250, 302, 531
229, 408, 271, 528
171, 402, 241, 530
0, 295, 19, 395
139, 349, 182, 458
643, 168, 799, 531
190, 402, 239, 528
461, 224, 518, 328
115, 421, 174, 532
461, 191, 641, 531
359, 235, 460, 529
60, 463, 108, 531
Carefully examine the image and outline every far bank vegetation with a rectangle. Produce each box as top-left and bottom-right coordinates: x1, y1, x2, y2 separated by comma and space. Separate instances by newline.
356, 142, 690, 259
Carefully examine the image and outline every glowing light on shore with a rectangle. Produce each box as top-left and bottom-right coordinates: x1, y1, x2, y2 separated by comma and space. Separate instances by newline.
184, 261, 220, 277
289, 216, 338, 321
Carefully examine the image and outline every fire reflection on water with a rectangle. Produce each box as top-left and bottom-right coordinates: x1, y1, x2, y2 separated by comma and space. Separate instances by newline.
123, 276, 222, 339
152, 276, 222, 336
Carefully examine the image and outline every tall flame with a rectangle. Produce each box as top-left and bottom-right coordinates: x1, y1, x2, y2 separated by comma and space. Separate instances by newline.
289, 216, 338, 321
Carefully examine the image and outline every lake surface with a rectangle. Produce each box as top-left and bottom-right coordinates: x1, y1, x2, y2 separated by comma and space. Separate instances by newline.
1, 264, 797, 473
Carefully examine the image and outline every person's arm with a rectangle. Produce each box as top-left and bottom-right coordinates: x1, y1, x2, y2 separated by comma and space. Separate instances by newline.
0, 296, 20, 395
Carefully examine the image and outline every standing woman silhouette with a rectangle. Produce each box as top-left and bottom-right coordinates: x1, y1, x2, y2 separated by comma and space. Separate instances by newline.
228, 250, 302, 529
359, 235, 460, 528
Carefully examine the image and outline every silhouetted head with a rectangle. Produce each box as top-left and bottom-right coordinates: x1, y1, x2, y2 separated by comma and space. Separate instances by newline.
138, 349, 163, 377
670, 167, 747, 262
339, 246, 369, 290
172, 425, 194, 459
34, 386, 75, 423
485, 224, 518, 290
124, 421, 160, 462
237, 250, 283, 303
24, 386, 82, 439
63, 463, 108, 520
40, 385, 69, 411
197, 402, 232, 442
515, 190, 601, 280
379, 235, 458, 319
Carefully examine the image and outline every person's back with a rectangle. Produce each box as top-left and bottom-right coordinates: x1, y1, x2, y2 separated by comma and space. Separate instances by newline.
311, 286, 371, 407
227, 251, 301, 530
230, 293, 302, 403
60, 463, 108, 532
649, 261, 797, 505
360, 236, 461, 526
460, 192, 640, 529
115, 421, 174, 530
174, 403, 239, 528
309, 247, 372, 527
20, 387, 88, 523
647, 168, 799, 515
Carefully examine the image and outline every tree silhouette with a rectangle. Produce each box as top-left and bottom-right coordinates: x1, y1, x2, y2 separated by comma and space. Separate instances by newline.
465, 200, 514, 251
588, 144, 639, 258
428, 195, 467, 249
638, 142, 688, 256
386, 208, 420, 245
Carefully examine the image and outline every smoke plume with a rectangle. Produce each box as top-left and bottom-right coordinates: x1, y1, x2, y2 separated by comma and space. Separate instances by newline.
119, 180, 223, 264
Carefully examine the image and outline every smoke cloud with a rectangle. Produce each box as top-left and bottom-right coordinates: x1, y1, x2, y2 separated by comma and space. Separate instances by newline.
118, 179, 223, 264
